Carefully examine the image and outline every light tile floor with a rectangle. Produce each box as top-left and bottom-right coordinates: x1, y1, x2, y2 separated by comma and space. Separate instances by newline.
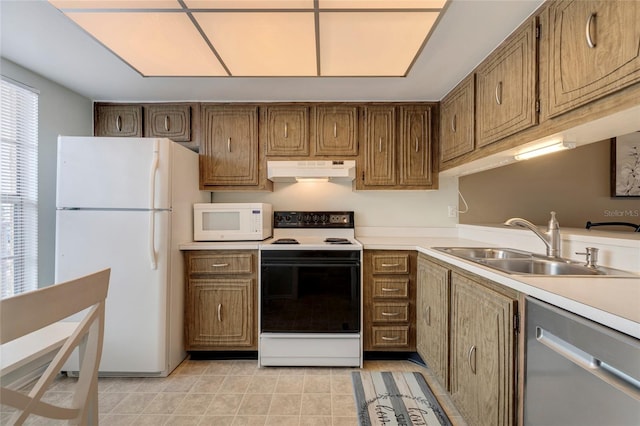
1, 358, 466, 425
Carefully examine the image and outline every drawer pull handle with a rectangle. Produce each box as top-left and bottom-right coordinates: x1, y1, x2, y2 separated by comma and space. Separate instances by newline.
382, 312, 400, 316
382, 336, 400, 341
426, 306, 431, 326
451, 114, 457, 133
333, 122, 337, 138
585, 12, 596, 48
378, 137, 383, 153
217, 303, 222, 322
468, 345, 477, 374
164, 115, 170, 131
116, 115, 122, 132
284, 122, 288, 138
381, 287, 400, 292
415, 136, 419, 153
495, 81, 503, 105
227, 137, 231, 152
211, 263, 229, 268
381, 263, 401, 267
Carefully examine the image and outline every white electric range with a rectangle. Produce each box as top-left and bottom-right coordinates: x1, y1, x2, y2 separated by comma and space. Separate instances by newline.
259, 211, 363, 367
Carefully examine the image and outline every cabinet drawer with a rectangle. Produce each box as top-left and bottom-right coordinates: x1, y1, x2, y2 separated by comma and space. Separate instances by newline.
189, 253, 253, 274
372, 303, 409, 322
371, 254, 409, 274
372, 278, 409, 298
370, 326, 410, 348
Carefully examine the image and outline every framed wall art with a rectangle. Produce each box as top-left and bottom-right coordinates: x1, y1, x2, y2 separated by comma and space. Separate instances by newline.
611, 132, 640, 197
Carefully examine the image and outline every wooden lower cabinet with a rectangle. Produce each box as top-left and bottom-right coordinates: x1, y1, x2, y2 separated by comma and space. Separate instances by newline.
416, 254, 519, 426
184, 250, 257, 351
416, 254, 450, 389
449, 272, 517, 426
363, 250, 416, 351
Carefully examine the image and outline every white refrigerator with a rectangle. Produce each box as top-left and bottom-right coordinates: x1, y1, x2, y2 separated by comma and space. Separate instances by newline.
55, 136, 207, 376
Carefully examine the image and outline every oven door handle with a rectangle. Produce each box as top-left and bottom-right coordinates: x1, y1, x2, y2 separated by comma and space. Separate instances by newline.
261, 261, 360, 267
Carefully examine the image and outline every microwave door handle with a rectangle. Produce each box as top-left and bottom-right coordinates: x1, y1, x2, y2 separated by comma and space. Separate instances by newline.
148, 140, 159, 270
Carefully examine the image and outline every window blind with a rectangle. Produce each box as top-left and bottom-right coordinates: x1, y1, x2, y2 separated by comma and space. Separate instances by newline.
1, 77, 39, 298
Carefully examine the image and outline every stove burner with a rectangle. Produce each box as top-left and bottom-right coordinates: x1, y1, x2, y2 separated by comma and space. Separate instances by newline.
324, 238, 352, 245
272, 238, 299, 245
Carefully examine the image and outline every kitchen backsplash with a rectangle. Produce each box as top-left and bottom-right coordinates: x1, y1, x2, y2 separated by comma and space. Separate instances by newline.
211, 175, 460, 228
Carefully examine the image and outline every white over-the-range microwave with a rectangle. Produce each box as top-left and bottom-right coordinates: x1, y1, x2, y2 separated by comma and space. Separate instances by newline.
193, 203, 273, 241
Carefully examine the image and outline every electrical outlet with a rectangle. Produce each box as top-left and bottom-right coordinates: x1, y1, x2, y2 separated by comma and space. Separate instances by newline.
448, 205, 458, 218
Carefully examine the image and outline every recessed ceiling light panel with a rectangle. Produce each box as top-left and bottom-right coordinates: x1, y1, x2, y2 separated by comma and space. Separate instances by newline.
66, 12, 227, 76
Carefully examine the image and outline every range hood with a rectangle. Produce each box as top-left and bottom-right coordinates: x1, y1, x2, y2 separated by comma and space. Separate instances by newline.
267, 160, 356, 182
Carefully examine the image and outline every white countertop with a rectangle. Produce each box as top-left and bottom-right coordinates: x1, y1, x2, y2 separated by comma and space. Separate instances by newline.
179, 226, 640, 339
357, 235, 640, 339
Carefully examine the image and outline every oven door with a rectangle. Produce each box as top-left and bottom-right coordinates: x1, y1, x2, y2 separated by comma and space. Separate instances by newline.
260, 250, 361, 333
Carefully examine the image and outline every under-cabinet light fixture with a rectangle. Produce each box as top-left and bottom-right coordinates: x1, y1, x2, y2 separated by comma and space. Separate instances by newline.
514, 141, 576, 161
295, 177, 330, 183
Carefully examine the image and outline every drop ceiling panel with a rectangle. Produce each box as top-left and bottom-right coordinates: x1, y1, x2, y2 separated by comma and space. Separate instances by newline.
49, 0, 181, 9
66, 12, 227, 76
320, 12, 439, 76
185, 0, 314, 9
195, 12, 317, 76
319, 0, 446, 9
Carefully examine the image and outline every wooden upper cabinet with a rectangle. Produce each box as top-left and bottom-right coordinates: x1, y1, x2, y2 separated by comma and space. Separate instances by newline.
313, 105, 358, 156
144, 104, 191, 142
476, 18, 538, 148
262, 105, 309, 156
94, 104, 142, 137
440, 75, 475, 163
545, 0, 640, 118
200, 105, 259, 187
361, 106, 396, 186
398, 105, 432, 186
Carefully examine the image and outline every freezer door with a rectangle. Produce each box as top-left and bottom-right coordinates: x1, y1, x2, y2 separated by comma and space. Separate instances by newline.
56, 136, 172, 209
55, 209, 174, 375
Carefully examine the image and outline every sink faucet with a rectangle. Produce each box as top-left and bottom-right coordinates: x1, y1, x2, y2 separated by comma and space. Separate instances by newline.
504, 211, 561, 258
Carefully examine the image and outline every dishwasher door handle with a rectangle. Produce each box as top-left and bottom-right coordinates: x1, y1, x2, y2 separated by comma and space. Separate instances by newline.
536, 326, 640, 401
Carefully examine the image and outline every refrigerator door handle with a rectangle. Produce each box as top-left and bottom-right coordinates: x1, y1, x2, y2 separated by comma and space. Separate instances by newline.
148, 140, 160, 270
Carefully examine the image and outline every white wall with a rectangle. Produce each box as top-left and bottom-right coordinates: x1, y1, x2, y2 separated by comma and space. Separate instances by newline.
1, 58, 93, 287
211, 175, 460, 229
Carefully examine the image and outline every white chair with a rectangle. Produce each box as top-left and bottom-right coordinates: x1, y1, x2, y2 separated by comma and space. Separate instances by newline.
0, 268, 110, 425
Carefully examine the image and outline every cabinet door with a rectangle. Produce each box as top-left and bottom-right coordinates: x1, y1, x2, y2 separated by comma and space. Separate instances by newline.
145, 104, 191, 142
546, 0, 640, 117
187, 278, 255, 348
94, 104, 142, 137
362, 106, 396, 186
416, 257, 450, 389
440, 75, 475, 163
263, 105, 309, 156
398, 105, 432, 186
476, 18, 538, 148
200, 105, 259, 186
313, 105, 358, 156
450, 273, 516, 426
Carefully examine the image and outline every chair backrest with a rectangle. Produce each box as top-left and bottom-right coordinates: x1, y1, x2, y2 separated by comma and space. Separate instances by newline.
1, 268, 110, 425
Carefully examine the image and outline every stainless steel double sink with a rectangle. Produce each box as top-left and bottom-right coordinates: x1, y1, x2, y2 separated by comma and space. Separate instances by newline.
433, 247, 637, 277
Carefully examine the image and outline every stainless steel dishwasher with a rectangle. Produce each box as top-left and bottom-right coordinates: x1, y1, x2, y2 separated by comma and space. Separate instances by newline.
524, 296, 640, 425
